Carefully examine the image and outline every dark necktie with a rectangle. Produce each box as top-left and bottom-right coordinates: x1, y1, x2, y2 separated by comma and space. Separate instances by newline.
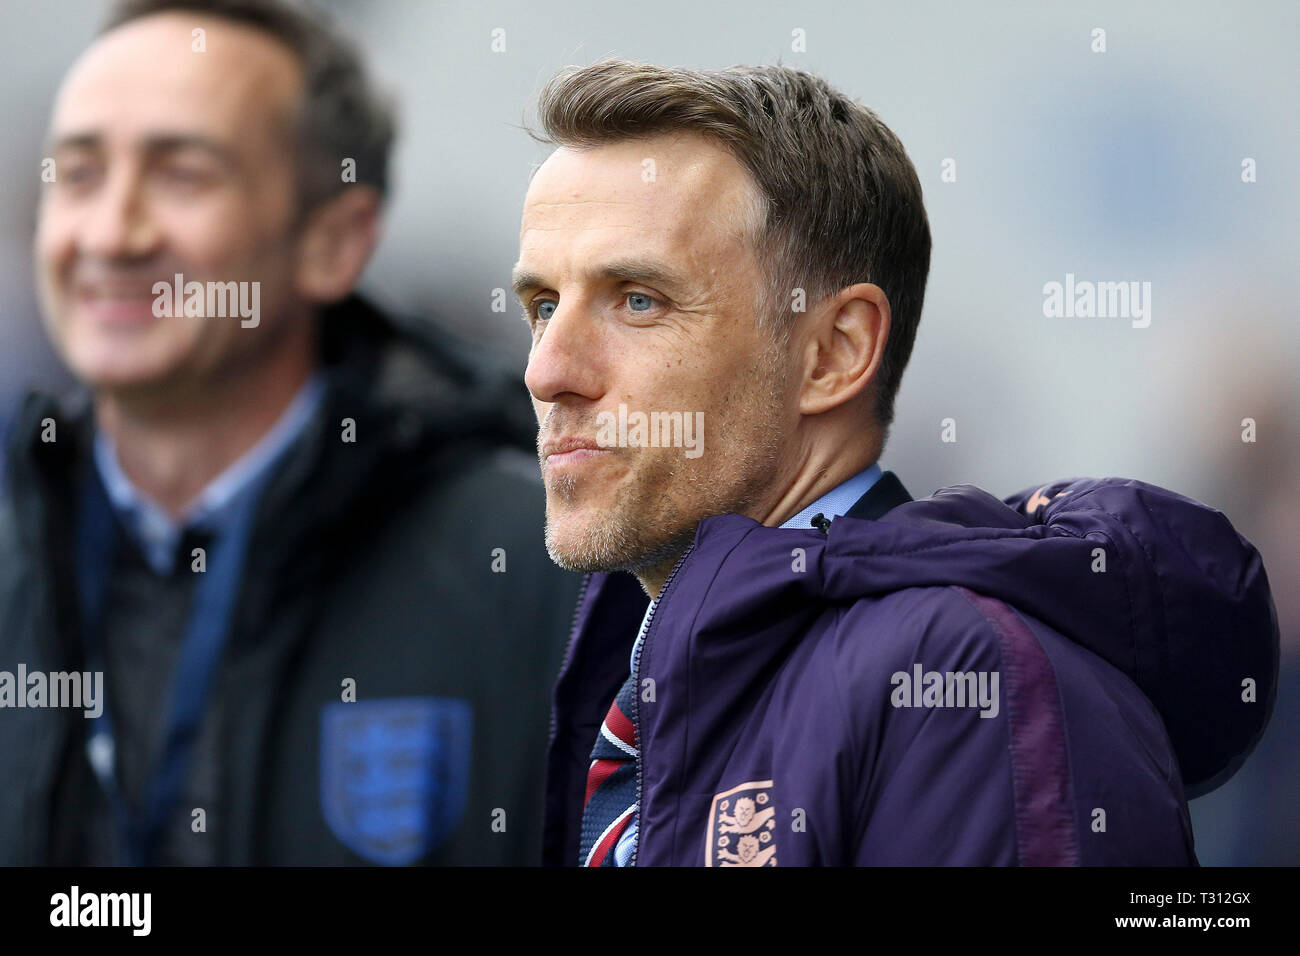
577, 672, 639, 866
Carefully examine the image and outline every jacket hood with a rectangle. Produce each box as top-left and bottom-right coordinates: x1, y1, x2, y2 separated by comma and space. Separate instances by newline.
650, 476, 1278, 797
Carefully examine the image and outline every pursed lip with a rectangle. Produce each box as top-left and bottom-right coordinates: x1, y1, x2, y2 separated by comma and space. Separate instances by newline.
540, 436, 618, 470
541, 436, 603, 459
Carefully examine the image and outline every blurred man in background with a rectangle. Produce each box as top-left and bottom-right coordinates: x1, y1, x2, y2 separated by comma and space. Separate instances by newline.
0, 0, 578, 865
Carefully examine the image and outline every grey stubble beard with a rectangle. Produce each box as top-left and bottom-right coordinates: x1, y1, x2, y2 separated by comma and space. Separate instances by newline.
540, 339, 790, 582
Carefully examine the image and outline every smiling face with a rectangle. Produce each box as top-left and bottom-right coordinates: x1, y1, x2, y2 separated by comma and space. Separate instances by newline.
516, 133, 800, 589
35, 12, 309, 397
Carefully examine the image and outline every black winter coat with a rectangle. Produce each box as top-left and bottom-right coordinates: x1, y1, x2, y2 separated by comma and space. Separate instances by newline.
0, 295, 580, 865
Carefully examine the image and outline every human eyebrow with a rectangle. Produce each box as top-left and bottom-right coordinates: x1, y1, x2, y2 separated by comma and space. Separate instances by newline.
140, 134, 241, 170
46, 131, 240, 170
47, 132, 104, 155
594, 259, 690, 297
511, 257, 692, 304
511, 268, 548, 301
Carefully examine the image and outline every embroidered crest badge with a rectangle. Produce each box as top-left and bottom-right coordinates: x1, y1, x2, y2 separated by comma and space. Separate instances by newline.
320, 697, 473, 865
705, 779, 778, 867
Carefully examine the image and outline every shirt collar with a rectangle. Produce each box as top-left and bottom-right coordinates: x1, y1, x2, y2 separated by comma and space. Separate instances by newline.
93, 373, 325, 575
630, 463, 885, 666
779, 462, 883, 530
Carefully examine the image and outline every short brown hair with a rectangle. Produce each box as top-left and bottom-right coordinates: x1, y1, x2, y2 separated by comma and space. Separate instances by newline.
104, 0, 395, 211
535, 60, 931, 433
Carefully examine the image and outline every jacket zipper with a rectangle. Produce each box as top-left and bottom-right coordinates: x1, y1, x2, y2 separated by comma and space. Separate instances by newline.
548, 573, 593, 749
628, 542, 695, 867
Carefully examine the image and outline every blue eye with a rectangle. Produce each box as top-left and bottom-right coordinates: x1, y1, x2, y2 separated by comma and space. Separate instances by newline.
627, 293, 655, 312
536, 300, 557, 321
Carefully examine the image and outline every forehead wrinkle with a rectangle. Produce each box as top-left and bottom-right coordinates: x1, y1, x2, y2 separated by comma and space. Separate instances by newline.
527, 198, 633, 208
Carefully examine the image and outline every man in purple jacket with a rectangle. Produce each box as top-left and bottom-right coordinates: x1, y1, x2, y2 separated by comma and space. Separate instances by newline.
513, 60, 1279, 866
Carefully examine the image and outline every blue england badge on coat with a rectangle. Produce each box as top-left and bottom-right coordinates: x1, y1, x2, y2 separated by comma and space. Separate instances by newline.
705, 779, 778, 866
320, 697, 473, 865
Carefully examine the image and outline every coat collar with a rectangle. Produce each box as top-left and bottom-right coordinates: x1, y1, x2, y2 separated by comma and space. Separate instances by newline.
844, 470, 913, 521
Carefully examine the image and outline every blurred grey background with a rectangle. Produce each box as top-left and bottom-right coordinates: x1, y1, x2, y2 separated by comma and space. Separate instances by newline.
2, 0, 1296, 864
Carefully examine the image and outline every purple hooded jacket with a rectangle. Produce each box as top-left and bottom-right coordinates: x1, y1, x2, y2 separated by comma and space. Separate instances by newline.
543, 473, 1279, 865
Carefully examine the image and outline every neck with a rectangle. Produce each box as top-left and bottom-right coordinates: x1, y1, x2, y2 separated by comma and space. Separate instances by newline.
631, 431, 878, 598
95, 324, 318, 518
755, 427, 881, 528
634, 433, 881, 600
636, 549, 689, 603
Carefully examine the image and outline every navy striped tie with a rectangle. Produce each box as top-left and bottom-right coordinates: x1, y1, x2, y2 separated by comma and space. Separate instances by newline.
578, 673, 639, 866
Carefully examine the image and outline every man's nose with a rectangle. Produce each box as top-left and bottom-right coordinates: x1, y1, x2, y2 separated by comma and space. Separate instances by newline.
80, 168, 159, 260
524, 299, 603, 406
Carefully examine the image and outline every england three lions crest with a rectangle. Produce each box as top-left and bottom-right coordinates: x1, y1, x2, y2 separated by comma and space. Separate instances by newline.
705, 780, 777, 867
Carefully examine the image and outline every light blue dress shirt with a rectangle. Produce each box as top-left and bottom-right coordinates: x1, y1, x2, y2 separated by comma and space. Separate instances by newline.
612, 462, 884, 865
92, 374, 325, 576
